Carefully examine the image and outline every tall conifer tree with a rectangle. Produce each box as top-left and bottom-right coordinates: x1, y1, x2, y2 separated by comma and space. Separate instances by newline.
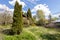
27, 8, 34, 25
27, 8, 32, 19
12, 1, 23, 34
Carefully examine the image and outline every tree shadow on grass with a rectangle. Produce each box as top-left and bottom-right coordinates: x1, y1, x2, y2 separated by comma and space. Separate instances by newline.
40, 33, 60, 40
2, 29, 15, 35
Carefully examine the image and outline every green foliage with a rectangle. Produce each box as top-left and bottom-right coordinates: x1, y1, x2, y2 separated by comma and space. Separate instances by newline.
28, 27, 60, 40
36, 18, 45, 26
27, 8, 32, 20
3, 26, 60, 40
37, 10, 45, 19
12, 1, 23, 34
33, 15, 36, 23
40, 34, 60, 40
4, 31, 36, 40
27, 8, 34, 25
36, 10, 45, 26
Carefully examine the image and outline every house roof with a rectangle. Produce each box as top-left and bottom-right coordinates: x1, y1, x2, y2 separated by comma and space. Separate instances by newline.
22, 14, 26, 17
52, 19, 60, 23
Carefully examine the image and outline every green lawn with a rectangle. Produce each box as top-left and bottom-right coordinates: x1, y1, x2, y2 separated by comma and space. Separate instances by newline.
2, 26, 60, 40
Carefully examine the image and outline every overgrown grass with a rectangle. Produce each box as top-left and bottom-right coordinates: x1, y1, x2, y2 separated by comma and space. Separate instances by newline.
3, 30, 36, 40
27, 26, 60, 40
2, 26, 60, 40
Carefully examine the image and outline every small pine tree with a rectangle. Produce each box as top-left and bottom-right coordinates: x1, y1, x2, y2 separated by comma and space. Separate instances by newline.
27, 8, 32, 20
27, 8, 34, 25
12, 1, 23, 34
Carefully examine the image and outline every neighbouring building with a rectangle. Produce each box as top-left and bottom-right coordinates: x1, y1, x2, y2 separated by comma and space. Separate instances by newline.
46, 19, 60, 28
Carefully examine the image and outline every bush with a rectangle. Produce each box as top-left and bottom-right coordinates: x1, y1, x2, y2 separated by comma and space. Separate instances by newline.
36, 19, 45, 26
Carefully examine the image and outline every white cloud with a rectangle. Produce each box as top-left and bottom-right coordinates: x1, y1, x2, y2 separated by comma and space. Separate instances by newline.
0, 4, 9, 11
27, 0, 39, 4
31, 4, 51, 19
9, 0, 26, 8
52, 13, 60, 18
0, 4, 14, 12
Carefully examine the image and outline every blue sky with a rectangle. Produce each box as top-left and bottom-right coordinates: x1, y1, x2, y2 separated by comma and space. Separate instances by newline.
0, 0, 60, 18
22, 0, 60, 14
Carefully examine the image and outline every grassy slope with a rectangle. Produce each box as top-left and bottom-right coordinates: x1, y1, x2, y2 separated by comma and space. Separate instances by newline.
1, 26, 60, 40
27, 26, 60, 40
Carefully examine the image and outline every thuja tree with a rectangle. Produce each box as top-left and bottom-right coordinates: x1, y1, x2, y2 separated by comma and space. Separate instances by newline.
12, 1, 23, 34
27, 8, 32, 19
27, 8, 34, 25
